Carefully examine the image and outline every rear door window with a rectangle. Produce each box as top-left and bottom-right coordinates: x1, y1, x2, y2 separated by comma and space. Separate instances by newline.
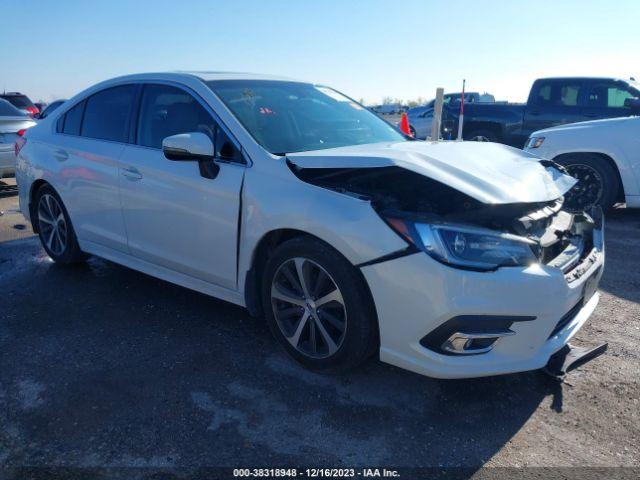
81, 85, 137, 143
532, 81, 582, 107
559, 84, 580, 106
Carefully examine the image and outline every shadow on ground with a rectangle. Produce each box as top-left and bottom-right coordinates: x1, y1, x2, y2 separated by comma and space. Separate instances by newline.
597, 207, 640, 304
0, 239, 564, 471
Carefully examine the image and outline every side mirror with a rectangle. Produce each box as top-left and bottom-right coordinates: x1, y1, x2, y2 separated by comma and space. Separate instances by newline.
624, 97, 640, 110
162, 132, 214, 161
162, 132, 219, 179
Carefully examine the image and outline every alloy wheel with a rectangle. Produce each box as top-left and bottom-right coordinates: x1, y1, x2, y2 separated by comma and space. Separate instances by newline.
563, 164, 604, 211
270, 257, 347, 359
37, 193, 68, 256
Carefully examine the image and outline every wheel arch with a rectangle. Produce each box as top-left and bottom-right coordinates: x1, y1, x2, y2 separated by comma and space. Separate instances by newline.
243, 228, 378, 341
28, 179, 53, 233
553, 151, 625, 202
462, 121, 503, 141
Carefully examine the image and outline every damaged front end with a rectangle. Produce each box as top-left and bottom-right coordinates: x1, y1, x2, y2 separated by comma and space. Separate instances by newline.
288, 161, 603, 276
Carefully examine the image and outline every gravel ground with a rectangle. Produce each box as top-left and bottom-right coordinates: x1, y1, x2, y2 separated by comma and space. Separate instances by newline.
0, 177, 638, 477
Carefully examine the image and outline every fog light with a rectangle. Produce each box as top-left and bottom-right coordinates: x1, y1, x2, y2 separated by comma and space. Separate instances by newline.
441, 330, 515, 355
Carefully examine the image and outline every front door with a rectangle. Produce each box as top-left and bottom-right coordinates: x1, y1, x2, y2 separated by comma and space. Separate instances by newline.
118, 84, 245, 289
522, 79, 586, 138
581, 80, 639, 121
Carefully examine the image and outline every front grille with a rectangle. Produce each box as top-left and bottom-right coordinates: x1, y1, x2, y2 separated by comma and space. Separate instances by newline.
548, 299, 583, 339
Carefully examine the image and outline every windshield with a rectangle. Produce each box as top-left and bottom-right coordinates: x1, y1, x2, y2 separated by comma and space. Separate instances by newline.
207, 80, 406, 154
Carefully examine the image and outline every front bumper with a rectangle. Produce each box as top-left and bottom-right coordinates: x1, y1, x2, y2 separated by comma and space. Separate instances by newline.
361, 228, 605, 379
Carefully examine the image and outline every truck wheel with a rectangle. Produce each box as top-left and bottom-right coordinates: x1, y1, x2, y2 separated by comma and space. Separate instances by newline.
555, 153, 620, 211
262, 236, 378, 373
464, 129, 497, 142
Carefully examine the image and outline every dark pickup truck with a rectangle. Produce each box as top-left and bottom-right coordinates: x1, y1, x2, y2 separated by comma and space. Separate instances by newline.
442, 77, 640, 148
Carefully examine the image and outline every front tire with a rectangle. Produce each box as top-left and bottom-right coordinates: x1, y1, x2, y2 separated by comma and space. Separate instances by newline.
262, 237, 378, 372
34, 185, 86, 264
555, 153, 619, 211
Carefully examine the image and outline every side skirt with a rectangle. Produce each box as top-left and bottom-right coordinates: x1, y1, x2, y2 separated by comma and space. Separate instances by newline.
79, 239, 246, 308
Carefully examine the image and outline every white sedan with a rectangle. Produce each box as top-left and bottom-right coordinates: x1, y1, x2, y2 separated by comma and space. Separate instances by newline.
16, 72, 604, 379
525, 115, 640, 210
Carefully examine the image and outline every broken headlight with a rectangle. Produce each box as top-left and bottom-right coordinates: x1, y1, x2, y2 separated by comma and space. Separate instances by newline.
385, 218, 537, 271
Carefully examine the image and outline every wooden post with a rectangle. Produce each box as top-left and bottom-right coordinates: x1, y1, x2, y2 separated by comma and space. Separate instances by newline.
431, 87, 444, 142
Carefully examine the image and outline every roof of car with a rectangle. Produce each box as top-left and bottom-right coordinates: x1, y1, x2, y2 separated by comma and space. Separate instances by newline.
106, 71, 303, 84
535, 76, 624, 82
179, 71, 300, 82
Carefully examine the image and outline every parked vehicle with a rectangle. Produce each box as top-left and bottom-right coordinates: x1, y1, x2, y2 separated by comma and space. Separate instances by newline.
371, 103, 402, 115
38, 99, 67, 119
443, 77, 640, 147
407, 107, 434, 139
16, 72, 604, 379
0, 99, 36, 177
525, 116, 640, 211
0, 92, 39, 117
426, 91, 495, 109
407, 92, 495, 139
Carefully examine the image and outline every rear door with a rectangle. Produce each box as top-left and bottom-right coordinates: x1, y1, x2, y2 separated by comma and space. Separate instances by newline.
522, 79, 586, 136
118, 83, 245, 289
51, 85, 137, 252
581, 80, 640, 120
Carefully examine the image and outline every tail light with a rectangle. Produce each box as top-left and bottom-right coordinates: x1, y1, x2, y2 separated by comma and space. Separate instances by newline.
26, 106, 39, 116
15, 136, 26, 157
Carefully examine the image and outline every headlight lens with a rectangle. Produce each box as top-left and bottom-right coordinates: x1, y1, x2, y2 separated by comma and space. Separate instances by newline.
527, 136, 545, 149
384, 217, 538, 271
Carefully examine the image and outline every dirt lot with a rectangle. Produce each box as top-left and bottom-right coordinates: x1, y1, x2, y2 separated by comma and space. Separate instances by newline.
0, 177, 639, 476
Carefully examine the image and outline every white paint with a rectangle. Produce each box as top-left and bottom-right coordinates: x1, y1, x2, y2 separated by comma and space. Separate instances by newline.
15, 71, 605, 379
525, 116, 640, 207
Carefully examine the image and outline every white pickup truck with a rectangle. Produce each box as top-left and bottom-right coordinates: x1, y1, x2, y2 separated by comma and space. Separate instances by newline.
525, 115, 640, 210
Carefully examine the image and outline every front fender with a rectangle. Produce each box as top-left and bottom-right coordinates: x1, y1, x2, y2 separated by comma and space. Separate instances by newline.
237, 160, 407, 295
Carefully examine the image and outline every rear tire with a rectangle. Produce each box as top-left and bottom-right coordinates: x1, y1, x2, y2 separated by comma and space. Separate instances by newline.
34, 184, 86, 264
464, 128, 498, 142
555, 153, 619, 211
261, 236, 378, 373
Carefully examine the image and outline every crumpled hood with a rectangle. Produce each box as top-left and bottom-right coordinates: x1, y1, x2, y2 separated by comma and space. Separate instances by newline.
287, 141, 576, 205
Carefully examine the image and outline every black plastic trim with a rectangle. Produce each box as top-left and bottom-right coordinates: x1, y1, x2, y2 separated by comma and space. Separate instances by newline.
355, 246, 419, 268
420, 315, 537, 356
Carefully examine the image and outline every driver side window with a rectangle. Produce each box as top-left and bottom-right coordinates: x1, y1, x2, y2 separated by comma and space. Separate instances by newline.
586, 82, 637, 108
136, 84, 215, 149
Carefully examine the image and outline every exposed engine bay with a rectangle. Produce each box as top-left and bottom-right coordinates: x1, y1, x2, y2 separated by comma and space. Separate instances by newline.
289, 162, 602, 276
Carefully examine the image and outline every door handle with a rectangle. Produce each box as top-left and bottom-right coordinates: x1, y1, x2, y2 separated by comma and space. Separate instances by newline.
121, 166, 143, 180
529, 111, 541, 116
53, 149, 69, 161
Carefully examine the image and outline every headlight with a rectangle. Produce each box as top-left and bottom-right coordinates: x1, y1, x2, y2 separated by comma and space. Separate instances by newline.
384, 217, 538, 271
527, 136, 545, 149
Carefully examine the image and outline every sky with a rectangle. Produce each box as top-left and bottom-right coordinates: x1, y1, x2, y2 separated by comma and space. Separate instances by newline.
2, 0, 639, 105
